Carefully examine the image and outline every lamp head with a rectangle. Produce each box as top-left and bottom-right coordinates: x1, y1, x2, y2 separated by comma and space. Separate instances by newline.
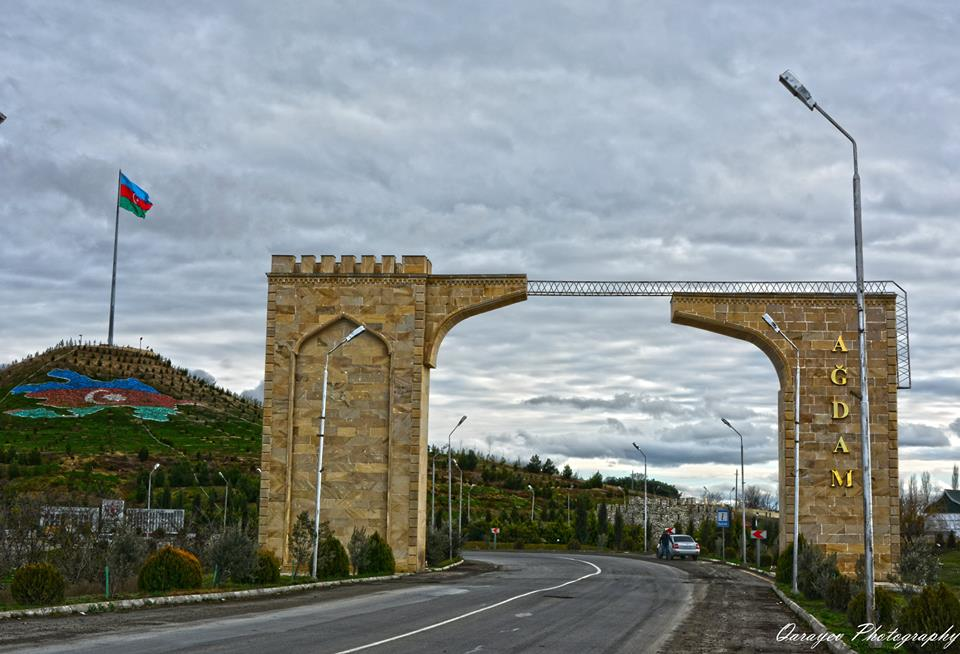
779, 70, 816, 110
527, 484, 534, 491
344, 325, 366, 342
218, 471, 227, 481
761, 312, 781, 333
632, 442, 639, 450
0, 112, 6, 125
152, 463, 160, 471
457, 415, 467, 426
256, 467, 262, 474
721, 417, 732, 428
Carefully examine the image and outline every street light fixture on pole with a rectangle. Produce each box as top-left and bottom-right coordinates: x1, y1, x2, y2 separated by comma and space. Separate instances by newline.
631, 443, 648, 553
527, 484, 535, 522
762, 312, 802, 594
779, 69, 875, 623
0, 112, 6, 125
453, 459, 463, 542
467, 483, 476, 523
720, 419, 747, 565
312, 324, 365, 579
447, 415, 467, 560
147, 462, 160, 510
218, 471, 229, 532
431, 449, 446, 531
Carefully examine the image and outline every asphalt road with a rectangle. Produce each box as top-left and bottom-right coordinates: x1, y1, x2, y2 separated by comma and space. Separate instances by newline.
6, 552, 693, 654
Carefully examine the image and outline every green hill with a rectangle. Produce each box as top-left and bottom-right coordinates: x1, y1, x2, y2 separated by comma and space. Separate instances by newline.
0, 343, 262, 510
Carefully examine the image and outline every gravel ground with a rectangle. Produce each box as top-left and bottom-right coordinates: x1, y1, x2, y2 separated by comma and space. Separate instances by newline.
653, 559, 826, 653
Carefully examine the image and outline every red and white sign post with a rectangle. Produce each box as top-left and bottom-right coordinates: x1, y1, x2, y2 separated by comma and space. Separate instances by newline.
491, 527, 500, 550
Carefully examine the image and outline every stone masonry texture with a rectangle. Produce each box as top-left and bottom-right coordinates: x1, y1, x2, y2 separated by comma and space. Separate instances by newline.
671, 293, 900, 578
259, 255, 526, 572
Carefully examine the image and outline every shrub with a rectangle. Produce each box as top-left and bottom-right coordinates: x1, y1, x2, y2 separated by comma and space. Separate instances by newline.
206, 528, 257, 583
847, 587, 896, 628
426, 527, 456, 566
622, 537, 636, 551
11, 562, 65, 606
797, 541, 838, 601
897, 538, 940, 589
138, 546, 203, 592
824, 575, 852, 612
359, 532, 395, 576
776, 534, 805, 585
348, 527, 369, 575
567, 538, 582, 551
898, 583, 960, 651
251, 549, 281, 585
106, 523, 148, 589
316, 536, 350, 579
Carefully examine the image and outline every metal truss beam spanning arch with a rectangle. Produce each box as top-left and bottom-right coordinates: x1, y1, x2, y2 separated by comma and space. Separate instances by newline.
527, 279, 911, 390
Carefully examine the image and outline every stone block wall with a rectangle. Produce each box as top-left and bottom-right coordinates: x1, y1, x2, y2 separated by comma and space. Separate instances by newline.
259, 255, 526, 571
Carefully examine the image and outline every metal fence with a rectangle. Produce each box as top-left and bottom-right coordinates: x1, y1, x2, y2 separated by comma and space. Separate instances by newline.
527, 279, 911, 389
38, 501, 184, 535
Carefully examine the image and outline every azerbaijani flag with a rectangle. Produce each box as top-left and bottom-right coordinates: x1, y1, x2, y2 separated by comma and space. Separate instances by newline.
118, 172, 153, 218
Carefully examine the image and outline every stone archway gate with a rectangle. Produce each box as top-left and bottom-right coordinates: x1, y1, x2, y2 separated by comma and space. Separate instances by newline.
258, 255, 910, 577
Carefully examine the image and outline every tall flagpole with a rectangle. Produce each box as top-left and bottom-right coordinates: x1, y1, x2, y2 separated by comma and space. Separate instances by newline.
107, 169, 121, 346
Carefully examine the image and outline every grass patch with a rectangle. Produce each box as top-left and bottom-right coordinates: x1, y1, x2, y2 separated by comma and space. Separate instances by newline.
775, 582, 907, 654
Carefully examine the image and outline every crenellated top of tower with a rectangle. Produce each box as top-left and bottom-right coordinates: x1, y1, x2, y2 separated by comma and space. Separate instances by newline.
270, 254, 432, 275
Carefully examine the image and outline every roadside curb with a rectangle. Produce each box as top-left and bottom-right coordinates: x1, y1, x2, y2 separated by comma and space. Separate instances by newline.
771, 585, 856, 654
0, 565, 465, 621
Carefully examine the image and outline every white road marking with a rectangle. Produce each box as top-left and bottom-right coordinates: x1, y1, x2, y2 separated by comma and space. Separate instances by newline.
514, 612, 532, 618
332, 558, 602, 654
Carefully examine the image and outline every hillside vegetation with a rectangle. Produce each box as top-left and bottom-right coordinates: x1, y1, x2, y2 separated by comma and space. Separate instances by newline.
0, 343, 262, 522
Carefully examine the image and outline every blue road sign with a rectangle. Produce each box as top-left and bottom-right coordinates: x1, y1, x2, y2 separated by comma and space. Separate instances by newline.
717, 508, 730, 528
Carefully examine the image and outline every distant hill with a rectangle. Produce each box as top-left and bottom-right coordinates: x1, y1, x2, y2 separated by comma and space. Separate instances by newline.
0, 343, 263, 504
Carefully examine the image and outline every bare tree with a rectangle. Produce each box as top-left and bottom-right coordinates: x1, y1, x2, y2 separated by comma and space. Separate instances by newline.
900, 472, 936, 542
743, 485, 777, 511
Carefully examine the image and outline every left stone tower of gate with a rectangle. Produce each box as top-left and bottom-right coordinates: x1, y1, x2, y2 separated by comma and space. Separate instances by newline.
259, 255, 526, 572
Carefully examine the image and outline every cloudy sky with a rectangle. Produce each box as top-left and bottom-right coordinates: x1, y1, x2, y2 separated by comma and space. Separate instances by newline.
2, 2, 958, 500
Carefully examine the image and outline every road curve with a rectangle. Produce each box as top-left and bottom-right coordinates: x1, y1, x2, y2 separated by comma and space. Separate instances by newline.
11, 552, 692, 654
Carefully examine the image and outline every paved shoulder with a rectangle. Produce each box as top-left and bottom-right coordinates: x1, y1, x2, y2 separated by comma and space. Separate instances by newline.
652, 561, 825, 653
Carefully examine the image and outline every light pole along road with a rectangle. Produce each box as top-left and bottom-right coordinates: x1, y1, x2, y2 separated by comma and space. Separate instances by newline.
631, 443, 648, 553
762, 311, 802, 595
779, 68, 876, 624
720, 418, 747, 565
313, 325, 366, 579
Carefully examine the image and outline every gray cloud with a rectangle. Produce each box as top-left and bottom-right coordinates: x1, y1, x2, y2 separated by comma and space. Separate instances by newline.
900, 423, 951, 448
1, 1, 957, 493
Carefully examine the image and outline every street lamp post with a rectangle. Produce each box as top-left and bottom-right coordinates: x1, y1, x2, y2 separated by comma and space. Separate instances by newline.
720, 419, 747, 565
631, 443, 648, 553
527, 484, 535, 522
762, 312, 802, 594
453, 459, 463, 542
147, 462, 160, 510
431, 450, 446, 531
312, 324, 366, 579
779, 69, 875, 623
447, 416, 467, 560
218, 471, 229, 532
467, 483, 476, 523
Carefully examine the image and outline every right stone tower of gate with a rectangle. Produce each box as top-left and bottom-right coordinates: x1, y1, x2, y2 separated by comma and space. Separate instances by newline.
671, 292, 900, 578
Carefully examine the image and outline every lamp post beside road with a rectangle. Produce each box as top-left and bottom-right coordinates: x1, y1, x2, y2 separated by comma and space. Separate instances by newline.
631, 443, 648, 553
779, 69, 875, 623
312, 325, 366, 579
447, 416, 467, 560
720, 419, 747, 565
762, 312, 802, 594
527, 484, 535, 522
147, 462, 160, 510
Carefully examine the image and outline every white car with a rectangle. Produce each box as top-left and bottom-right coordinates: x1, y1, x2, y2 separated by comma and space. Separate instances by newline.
657, 534, 700, 560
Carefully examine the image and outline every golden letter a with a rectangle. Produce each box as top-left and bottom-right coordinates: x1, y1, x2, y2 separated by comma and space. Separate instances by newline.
833, 335, 849, 352
834, 436, 849, 454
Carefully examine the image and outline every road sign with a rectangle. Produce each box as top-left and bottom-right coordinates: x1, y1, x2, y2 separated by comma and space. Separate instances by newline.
751, 529, 767, 540
716, 509, 730, 528
491, 527, 500, 535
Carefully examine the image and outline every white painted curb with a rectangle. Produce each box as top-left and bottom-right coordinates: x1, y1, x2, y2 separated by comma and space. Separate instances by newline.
0, 561, 463, 621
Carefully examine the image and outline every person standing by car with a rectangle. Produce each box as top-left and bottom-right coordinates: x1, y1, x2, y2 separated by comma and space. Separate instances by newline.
658, 529, 671, 558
